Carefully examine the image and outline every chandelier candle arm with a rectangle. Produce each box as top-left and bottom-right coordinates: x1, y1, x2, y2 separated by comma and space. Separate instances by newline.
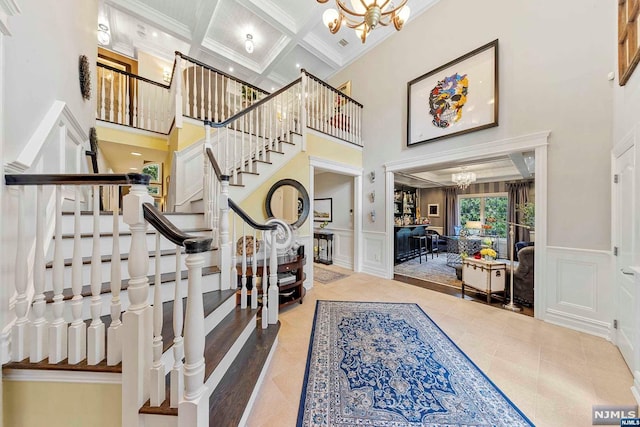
317, 0, 410, 43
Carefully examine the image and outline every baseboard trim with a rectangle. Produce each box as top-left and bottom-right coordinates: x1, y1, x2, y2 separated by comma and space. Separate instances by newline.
545, 308, 613, 340
3, 368, 121, 384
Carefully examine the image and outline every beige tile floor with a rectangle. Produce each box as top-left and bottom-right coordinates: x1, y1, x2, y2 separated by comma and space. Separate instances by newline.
246, 265, 635, 427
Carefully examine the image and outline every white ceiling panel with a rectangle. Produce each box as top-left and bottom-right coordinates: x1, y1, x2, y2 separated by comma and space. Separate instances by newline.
137, 0, 198, 28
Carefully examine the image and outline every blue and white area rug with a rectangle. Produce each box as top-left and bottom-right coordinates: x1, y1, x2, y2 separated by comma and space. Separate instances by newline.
297, 301, 534, 426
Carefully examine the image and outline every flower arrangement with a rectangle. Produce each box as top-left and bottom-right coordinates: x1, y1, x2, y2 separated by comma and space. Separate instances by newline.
319, 221, 328, 229
480, 248, 497, 259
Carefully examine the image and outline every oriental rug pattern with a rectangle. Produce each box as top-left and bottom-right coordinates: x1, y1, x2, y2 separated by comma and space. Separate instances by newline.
297, 301, 533, 426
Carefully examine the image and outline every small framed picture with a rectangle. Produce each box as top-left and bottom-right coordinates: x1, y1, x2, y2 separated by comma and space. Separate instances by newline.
314, 198, 333, 222
428, 204, 440, 217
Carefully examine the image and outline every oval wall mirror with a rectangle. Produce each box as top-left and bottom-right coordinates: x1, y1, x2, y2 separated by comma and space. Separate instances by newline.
265, 179, 310, 229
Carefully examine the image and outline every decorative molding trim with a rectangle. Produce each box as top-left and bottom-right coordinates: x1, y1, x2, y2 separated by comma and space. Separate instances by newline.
3, 369, 122, 384
545, 308, 612, 340
0, 0, 20, 35
328, 228, 354, 269
307, 128, 364, 152
384, 131, 551, 172
105, 0, 191, 40
309, 156, 363, 176
4, 101, 88, 173
361, 232, 388, 279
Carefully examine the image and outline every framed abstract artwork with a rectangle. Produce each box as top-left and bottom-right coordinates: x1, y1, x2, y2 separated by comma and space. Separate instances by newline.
407, 39, 499, 146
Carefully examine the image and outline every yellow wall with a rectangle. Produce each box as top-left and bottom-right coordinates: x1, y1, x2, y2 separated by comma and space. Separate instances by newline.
97, 125, 168, 151
3, 381, 121, 427
238, 134, 362, 236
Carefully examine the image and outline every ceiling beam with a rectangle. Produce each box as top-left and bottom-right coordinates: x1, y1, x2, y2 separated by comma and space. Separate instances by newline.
105, 0, 192, 42
188, 0, 220, 58
509, 152, 533, 179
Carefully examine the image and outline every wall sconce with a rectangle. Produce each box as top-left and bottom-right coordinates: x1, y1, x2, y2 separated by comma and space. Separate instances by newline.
162, 67, 172, 83
370, 210, 376, 222
368, 191, 375, 203
369, 171, 375, 182
97, 23, 111, 46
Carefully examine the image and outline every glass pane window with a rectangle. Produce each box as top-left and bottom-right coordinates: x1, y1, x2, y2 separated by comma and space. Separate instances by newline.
458, 194, 508, 237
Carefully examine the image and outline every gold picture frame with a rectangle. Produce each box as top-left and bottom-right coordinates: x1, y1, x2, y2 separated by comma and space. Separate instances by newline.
337, 81, 351, 96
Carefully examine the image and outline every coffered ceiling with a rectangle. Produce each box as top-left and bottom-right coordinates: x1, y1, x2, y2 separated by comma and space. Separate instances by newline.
98, 0, 439, 91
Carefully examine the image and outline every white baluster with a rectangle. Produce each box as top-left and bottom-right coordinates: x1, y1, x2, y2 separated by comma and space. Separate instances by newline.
100, 69, 106, 120
175, 55, 184, 129
68, 187, 85, 364
219, 178, 231, 290
261, 230, 268, 329
179, 249, 209, 426
251, 229, 258, 310
121, 180, 153, 427
109, 70, 115, 121
49, 186, 67, 363
125, 76, 131, 126
150, 232, 165, 406
170, 246, 184, 408
207, 69, 212, 121
240, 225, 247, 309
268, 229, 279, 324
214, 71, 219, 122
230, 214, 237, 292
107, 195, 122, 366
184, 62, 191, 117
117, 73, 123, 124
200, 66, 205, 119
11, 187, 29, 362
192, 65, 198, 119
88, 185, 105, 365
30, 186, 48, 362
133, 82, 138, 128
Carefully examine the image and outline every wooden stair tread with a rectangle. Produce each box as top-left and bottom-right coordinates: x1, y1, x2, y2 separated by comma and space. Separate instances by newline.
236, 170, 259, 176
140, 305, 259, 416
208, 322, 280, 425
43, 266, 221, 303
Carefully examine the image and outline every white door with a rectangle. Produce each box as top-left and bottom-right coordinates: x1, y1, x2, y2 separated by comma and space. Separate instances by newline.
614, 145, 635, 370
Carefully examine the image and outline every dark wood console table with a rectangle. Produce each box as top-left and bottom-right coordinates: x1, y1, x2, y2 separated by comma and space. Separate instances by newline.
235, 254, 306, 308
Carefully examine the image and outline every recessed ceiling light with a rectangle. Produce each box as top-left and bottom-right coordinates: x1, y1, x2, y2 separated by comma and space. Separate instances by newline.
295, 63, 300, 68
129, 167, 138, 170
271, 87, 275, 91
152, 31, 158, 37
131, 152, 142, 156
229, 67, 234, 72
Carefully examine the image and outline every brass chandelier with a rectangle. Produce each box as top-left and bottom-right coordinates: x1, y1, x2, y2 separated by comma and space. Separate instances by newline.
317, 0, 411, 44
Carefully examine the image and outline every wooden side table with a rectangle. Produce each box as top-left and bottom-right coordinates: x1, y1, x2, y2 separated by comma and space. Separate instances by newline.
236, 254, 306, 308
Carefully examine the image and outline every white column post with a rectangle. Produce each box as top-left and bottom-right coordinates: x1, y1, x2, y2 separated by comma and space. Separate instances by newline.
170, 246, 184, 408
203, 123, 213, 229
174, 54, 183, 129
300, 72, 308, 152
30, 186, 48, 362
122, 177, 154, 427
49, 186, 67, 363
179, 250, 209, 427
268, 230, 279, 324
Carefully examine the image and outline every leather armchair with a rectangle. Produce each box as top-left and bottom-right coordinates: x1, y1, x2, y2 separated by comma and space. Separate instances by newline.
507, 246, 534, 306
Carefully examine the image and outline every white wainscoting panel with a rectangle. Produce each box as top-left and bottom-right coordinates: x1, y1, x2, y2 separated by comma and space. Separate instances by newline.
328, 228, 354, 269
544, 246, 613, 339
361, 231, 388, 278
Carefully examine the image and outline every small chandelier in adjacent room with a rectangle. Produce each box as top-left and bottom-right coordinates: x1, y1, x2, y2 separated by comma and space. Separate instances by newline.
317, 0, 410, 44
97, 23, 111, 46
452, 168, 476, 190
245, 34, 254, 54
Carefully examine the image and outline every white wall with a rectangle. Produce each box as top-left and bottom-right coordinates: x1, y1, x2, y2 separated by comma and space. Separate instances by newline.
331, 0, 615, 251
4, 0, 97, 162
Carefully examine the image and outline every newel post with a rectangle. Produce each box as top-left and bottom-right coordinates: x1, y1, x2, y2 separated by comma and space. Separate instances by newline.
122, 173, 153, 427
174, 52, 183, 129
179, 238, 211, 427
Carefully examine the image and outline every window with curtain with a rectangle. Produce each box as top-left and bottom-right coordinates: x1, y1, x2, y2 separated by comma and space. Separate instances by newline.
458, 193, 508, 237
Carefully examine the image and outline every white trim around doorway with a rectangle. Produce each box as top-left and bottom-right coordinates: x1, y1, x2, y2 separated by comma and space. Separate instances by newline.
309, 156, 364, 279
384, 130, 550, 319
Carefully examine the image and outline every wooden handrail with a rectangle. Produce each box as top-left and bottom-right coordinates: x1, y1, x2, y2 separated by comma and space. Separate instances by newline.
142, 202, 212, 253
205, 147, 228, 182
4, 173, 148, 186
175, 51, 269, 97
301, 69, 364, 108
205, 77, 302, 128
228, 199, 277, 232
97, 63, 170, 89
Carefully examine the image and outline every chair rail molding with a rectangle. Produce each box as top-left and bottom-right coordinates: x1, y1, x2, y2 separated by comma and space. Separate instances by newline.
383, 130, 550, 319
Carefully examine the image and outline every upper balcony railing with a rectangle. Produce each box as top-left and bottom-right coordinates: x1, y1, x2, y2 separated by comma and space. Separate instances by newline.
95, 52, 363, 147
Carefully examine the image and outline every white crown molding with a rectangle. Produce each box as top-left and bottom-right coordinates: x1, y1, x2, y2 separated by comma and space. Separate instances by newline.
105, 0, 191, 41
300, 33, 344, 69
4, 101, 88, 174
239, 0, 297, 35
384, 131, 551, 173
309, 155, 363, 177
0, 0, 20, 35
3, 369, 122, 384
201, 39, 263, 74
